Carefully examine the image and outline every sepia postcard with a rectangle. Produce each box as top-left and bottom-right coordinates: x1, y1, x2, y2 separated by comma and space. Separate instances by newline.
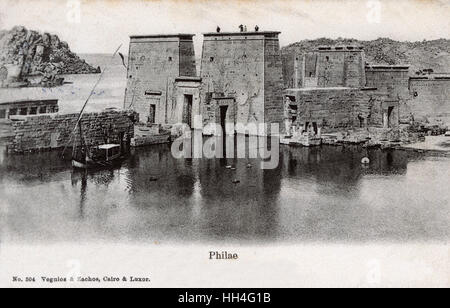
0, 0, 449, 291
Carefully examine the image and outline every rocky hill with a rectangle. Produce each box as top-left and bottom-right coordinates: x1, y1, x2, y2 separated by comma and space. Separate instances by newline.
282, 37, 450, 87
0, 26, 100, 76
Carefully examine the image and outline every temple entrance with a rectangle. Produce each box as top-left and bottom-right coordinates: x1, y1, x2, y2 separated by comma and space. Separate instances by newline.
219, 105, 228, 136
142, 95, 160, 124
213, 97, 235, 136
312, 122, 318, 134
387, 106, 394, 128
383, 105, 396, 128
305, 122, 318, 134
148, 104, 156, 124
183, 94, 193, 127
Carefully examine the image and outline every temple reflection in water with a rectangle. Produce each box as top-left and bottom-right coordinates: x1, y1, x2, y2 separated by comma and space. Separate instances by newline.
1, 139, 448, 243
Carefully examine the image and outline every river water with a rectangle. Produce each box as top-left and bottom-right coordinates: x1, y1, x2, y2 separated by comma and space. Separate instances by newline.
0, 55, 449, 245
0, 142, 449, 245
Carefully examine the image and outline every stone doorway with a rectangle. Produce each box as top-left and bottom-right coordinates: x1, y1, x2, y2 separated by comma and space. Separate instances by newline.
387, 106, 395, 128
214, 97, 236, 136
219, 105, 228, 135
148, 104, 156, 124
383, 104, 398, 128
183, 94, 193, 127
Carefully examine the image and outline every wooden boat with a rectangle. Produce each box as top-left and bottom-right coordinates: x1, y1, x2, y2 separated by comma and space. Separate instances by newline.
62, 45, 129, 170
72, 143, 127, 170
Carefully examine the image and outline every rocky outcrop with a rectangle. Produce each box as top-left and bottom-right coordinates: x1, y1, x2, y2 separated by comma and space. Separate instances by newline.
282, 37, 450, 87
0, 26, 100, 77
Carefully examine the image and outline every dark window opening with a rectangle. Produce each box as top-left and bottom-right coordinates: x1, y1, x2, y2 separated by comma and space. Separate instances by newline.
168, 57, 173, 62
290, 105, 298, 123
326, 56, 330, 62
30, 107, 38, 115
210, 57, 214, 62
39, 106, 47, 114
0, 109, 6, 119
9, 108, 17, 116
47, 106, 57, 113
20, 108, 28, 115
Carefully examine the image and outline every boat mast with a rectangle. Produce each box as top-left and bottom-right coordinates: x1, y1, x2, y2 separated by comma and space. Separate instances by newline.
62, 45, 123, 157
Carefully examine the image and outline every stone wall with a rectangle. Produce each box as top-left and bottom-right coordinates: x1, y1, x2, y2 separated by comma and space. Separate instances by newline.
407, 77, 450, 119
285, 88, 393, 131
281, 53, 296, 89
0, 99, 58, 120
365, 66, 410, 97
124, 35, 197, 124
179, 40, 197, 77
315, 47, 366, 88
9, 110, 136, 153
365, 65, 411, 122
200, 32, 284, 135
264, 36, 285, 130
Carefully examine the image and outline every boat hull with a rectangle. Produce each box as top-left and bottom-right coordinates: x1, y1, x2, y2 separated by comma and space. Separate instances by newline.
72, 155, 127, 170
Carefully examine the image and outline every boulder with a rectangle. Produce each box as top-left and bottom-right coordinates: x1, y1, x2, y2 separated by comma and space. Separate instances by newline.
0, 26, 99, 77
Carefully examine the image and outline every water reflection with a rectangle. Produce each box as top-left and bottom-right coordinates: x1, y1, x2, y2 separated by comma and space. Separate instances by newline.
0, 140, 448, 244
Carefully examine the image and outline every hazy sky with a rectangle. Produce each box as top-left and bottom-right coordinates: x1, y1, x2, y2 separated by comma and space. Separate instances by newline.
1, 0, 449, 55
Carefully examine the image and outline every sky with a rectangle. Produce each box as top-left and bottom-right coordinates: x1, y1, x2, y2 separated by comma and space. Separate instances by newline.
0, 0, 449, 55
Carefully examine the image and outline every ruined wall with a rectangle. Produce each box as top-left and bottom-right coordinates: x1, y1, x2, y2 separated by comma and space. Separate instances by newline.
365, 65, 411, 122
316, 47, 366, 88
9, 110, 136, 153
0, 99, 58, 120
124, 35, 196, 124
407, 77, 450, 119
365, 66, 410, 97
200, 32, 283, 134
285, 88, 390, 131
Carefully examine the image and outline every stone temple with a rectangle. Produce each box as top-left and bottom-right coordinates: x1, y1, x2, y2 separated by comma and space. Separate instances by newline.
124, 30, 450, 138
125, 31, 284, 135
124, 34, 198, 126
199, 31, 284, 135
284, 46, 407, 134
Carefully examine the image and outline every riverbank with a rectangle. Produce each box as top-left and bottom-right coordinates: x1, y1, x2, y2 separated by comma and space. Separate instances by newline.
401, 135, 450, 154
